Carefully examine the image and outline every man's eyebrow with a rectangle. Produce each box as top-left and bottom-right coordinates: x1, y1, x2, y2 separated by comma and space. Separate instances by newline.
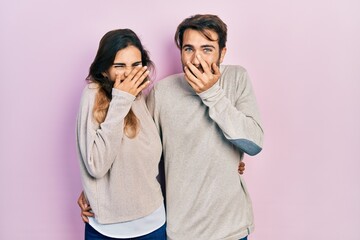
182, 44, 194, 49
201, 44, 215, 49
182, 44, 216, 49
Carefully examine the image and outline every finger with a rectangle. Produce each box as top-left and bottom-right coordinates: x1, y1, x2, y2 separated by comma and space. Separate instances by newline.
135, 80, 151, 95
78, 198, 88, 210
212, 62, 221, 77
82, 211, 95, 217
77, 192, 86, 208
184, 67, 200, 92
196, 54, 211, 74
77, 199, 83, 208
184, 74, 201, 93
184, 65, 202, 87
238, 164, 245, 174
123, 65, 142, 83
238, 166, 245, 171
81, 214, 89, 223
186, 62, 202, 79
132, 66, 148, 83
131, 66, 147, 81
83, 206, 92, 211
134, 69, 150, 88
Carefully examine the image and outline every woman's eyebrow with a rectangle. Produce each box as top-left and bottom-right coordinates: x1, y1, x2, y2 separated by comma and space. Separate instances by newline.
113, 61, 142, 66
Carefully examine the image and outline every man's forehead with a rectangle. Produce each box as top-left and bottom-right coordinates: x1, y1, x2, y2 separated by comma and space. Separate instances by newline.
183, 29, 219, 46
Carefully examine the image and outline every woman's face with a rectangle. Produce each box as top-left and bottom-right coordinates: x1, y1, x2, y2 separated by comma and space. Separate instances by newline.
105, 45, 142, 82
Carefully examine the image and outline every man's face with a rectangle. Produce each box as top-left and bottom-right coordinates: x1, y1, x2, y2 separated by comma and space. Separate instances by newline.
181, 29, 226, 73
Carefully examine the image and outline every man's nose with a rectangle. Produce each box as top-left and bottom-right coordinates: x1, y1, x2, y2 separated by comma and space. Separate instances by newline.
190, 52, 200, 66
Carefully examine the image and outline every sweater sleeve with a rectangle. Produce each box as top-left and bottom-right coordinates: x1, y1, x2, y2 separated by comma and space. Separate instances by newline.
198, 70, 264, 156
146, 87, 161, 135
76, 87, 135, 178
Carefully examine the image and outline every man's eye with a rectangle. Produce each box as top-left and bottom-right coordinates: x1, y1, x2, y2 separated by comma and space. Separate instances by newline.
204, 48, 212, 53
184, 48, 193, 52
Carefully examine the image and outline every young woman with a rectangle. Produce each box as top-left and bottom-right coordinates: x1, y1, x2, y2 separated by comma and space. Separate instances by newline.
76, 29, 166, 239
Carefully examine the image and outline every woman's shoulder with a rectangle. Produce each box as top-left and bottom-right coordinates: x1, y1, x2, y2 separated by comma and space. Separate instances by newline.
79, 82, 100, 106
84, 82, 100, 92
82, 82, 100, 96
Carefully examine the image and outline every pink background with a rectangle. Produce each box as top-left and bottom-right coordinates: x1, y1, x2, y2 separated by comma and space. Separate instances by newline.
1, 0, 359, 239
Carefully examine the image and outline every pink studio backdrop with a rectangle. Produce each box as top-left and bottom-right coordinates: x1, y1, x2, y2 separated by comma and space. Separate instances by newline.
1, 0, 359, 239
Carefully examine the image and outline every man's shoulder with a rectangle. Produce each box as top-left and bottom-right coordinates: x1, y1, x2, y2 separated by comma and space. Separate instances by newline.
219, 65, 251, 92
221, 64, 248, 75
153, 73, 184, 90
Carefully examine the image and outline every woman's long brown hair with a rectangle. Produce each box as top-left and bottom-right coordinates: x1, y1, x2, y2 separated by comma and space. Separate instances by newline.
86, 29, 154, 138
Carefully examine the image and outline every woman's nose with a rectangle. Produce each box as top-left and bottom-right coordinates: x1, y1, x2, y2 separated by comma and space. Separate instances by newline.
123, 66, 134, 77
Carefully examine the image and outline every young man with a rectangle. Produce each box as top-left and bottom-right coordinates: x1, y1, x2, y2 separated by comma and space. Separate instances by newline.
78, 14, 263, 240
146, 14, 263, 240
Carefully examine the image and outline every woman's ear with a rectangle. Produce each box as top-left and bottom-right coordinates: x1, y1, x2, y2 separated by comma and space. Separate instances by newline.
102, 72, 108, 78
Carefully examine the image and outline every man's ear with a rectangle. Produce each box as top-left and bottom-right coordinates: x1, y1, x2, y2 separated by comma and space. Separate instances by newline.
219, 47, 227, 63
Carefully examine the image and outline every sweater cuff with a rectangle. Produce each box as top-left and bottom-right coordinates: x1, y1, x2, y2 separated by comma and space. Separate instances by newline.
198, 83, 224, 108
112, 88, 136, 102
